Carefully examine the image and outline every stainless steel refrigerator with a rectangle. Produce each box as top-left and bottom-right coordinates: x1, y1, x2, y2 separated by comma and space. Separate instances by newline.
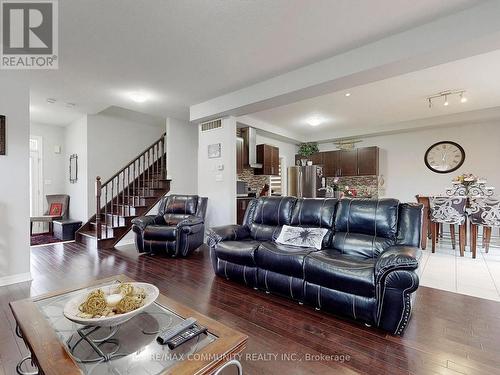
287, 165, 326, 198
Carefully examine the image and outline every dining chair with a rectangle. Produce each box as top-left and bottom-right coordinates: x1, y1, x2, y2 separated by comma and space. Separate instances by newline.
415, 195, 431, 249
429, 196, 467, 256
469, 197, 500, 258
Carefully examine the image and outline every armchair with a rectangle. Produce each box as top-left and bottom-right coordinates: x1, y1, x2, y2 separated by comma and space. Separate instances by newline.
132, 195, 207, 257
30, 194, 70, 235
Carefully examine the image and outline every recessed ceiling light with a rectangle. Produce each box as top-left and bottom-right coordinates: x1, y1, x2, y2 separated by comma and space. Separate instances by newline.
345, 93, 351, 97
47, 98, 56, 104
129, 92, 148, 103
65, 102, 76, 108
307, 117, 323, 127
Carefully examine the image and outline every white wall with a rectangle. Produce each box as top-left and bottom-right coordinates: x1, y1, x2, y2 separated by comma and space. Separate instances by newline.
166, 117, 198, 194
64, 116, 88, 222
0, 75, 31, 286
86, 112, 165, 218
198, 117, 237, 227
30, 122, 66, 212
318, 121, 500, 202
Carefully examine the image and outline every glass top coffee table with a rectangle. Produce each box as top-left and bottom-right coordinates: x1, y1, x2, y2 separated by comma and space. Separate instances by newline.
10, 275, 247, 375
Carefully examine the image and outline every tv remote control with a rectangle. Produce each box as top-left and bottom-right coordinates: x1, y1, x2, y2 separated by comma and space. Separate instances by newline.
157, 317, 197, 345
167, 325, 208, 349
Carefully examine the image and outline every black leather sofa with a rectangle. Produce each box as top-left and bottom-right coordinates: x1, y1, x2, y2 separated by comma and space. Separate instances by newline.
207, 197, 422, 335
132, 194, 207, 257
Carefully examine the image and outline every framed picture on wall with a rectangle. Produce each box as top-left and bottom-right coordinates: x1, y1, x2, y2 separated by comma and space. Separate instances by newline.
208, 143, 221, 158
0, 115, 5, 155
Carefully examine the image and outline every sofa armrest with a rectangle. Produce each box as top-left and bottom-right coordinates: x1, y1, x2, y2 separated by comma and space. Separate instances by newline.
131, 215, 165, 231
375, 246, 421, 284
206, 225, 251, 248
177, 216, 204, 234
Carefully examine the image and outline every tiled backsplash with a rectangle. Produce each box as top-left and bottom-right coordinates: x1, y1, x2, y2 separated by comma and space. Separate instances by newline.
326, 176, 379, 198
238, 168, 270, 193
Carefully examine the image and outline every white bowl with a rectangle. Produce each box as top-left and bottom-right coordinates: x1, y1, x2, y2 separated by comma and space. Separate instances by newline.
63, 282, 159, 327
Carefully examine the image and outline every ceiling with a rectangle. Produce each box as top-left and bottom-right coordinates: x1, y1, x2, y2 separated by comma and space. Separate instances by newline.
248, 49, 500, 141
27, 0, 483, 126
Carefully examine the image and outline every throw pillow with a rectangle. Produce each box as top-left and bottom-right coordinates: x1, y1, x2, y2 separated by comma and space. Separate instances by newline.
275, 225, 328, 250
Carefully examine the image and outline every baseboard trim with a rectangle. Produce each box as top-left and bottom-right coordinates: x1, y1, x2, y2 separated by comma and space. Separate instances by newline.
0, 272, 32, 287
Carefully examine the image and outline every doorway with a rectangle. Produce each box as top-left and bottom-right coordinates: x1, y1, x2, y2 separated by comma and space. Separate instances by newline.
29, 136, 43, 233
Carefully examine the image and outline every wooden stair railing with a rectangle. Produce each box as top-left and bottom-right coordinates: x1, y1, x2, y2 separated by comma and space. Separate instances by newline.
76, 133, 170, 249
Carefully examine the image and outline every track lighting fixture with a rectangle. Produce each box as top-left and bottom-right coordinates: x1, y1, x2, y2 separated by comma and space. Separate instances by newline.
426, 90, 467, 108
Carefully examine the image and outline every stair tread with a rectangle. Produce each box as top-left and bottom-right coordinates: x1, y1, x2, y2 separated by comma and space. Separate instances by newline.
78, 230, 116, 240
113, 203, 148, 208
90, 222, 128, 229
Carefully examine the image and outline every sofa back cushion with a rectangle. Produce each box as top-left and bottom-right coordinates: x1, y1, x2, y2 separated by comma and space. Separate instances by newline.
290, 198, 338, 247
332, 198, 399, 258
248, 196, 297, 241
163, 195, 199, 216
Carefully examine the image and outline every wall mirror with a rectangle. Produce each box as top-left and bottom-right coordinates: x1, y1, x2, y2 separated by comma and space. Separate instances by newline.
69, 154, 78, 183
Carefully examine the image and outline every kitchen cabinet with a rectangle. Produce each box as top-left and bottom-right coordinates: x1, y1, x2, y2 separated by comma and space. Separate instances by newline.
254, 144, 280, 176
310, 152, 324, 165
295, 152, 323, 166
236, 137, 245, 174
357, 146, 379, 175
294, 146, 379, 177
323, 151, 339, 177
237, 198, 253, 225
339, 150, 358, 176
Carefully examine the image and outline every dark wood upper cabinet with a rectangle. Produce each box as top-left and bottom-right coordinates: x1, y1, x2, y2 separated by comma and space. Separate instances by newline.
255, 144, 280, 176
236, 137, 244, 174
310, 152, 324, 165
323, 151, 339, 177
357, 146, 379, 175
339, 150, 357, 176
294, 146, 379, 177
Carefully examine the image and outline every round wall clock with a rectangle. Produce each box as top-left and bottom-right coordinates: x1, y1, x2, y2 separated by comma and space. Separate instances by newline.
424, 141, 465, 174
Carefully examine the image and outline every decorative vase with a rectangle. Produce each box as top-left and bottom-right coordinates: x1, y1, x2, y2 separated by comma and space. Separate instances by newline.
307, 161, 313, 166
300, 159, 307, 166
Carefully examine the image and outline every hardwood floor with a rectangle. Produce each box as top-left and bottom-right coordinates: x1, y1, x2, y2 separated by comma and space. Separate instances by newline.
2, 242, 500, 374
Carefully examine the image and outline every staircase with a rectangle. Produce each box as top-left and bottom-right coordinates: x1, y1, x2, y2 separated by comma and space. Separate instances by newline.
76, 133, 170, 249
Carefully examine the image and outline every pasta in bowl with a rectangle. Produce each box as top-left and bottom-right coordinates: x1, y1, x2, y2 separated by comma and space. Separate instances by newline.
63, 282, 159, 327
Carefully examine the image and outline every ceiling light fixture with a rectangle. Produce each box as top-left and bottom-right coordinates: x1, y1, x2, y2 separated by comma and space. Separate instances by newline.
345, 93, 351, 97
307, 117, 323, 127
129, 92, 148, 103
47, 98, 56, 104
426, 90, 467, 109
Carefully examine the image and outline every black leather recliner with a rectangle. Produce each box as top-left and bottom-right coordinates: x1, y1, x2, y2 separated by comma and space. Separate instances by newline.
132, 195, 207, 257
207, 197, 422, 335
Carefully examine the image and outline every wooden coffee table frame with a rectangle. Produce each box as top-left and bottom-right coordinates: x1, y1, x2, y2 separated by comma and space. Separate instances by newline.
10, 275, 247, 375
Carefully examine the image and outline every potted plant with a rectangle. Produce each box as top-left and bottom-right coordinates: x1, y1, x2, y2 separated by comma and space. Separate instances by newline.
298, 142, 319, 166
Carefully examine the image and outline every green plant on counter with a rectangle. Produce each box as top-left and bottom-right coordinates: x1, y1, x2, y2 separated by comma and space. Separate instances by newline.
298, 142, 319, 157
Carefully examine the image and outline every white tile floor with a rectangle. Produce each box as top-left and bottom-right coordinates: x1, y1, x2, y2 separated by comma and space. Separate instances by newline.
419, 233, 500, 301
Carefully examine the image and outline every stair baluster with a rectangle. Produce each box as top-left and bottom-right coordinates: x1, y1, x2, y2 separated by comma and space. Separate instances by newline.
95, 177, 102, 240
